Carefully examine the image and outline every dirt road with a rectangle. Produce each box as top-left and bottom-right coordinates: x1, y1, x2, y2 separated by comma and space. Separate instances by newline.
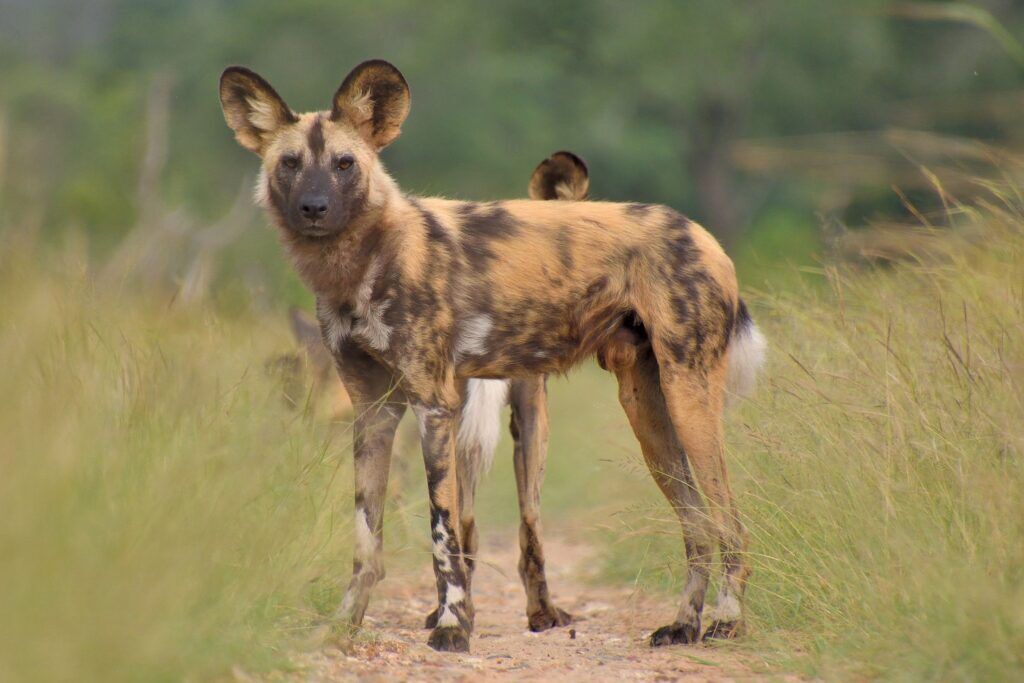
286, 530, 772, 682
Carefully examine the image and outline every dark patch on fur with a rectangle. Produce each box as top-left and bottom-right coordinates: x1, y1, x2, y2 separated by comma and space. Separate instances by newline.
585, 276, 609, 298
307, 117, 325, 157
554, 229, 574, 271
734, 298, 753, 335
408, 197, 453, 247
625, 203, 655, 218
269, 165, 293, 218
460, 202, 520, 239
457, 201, 521, 268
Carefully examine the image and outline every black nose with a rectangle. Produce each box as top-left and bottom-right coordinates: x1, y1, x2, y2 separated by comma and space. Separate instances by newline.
299, 195, 329, 220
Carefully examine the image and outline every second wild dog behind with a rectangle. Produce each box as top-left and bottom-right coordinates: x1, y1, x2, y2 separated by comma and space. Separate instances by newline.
220, 60, 766, 653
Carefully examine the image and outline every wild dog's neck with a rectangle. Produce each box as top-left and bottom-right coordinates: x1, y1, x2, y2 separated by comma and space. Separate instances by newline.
278, 163, 402, 302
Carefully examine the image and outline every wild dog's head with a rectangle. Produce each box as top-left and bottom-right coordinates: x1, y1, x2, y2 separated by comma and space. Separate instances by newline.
528, 151, 589, 201
219, 60, 410, 240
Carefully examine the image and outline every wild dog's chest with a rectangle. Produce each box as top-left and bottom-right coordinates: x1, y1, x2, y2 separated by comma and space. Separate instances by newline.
315, 258, 396, 357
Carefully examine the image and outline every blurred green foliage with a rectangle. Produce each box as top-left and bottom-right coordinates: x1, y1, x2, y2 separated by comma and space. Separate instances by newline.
2, 0, 1023, 290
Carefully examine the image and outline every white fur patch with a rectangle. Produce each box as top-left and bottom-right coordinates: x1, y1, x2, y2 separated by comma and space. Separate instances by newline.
336, 590, 357, 621
353, 299, 392, 351
351, 258, 393, 351
436, 607, 460, 627
726, 322, 767, 406
315, 260, 393, 353
445, 584, 466, 606
253, 169, 269, 207
457, 379, 509, 478
709, 588, 743, 622
354, 508, 375, 559
454, 314, 493, 360
432, 516, 453, 573
316, 298, 352, 352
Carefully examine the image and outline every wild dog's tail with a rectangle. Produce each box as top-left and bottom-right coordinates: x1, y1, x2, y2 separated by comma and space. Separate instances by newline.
457, 379, 510, 483
726, 299, 767, 405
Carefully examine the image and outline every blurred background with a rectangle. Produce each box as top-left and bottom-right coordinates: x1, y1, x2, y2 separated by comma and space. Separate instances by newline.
2, 2, 1023, 681
3, 0, 1024, 304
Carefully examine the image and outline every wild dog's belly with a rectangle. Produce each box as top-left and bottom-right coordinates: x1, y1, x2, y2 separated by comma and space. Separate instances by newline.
453, 286, 629, 379
453, 310, 574, 378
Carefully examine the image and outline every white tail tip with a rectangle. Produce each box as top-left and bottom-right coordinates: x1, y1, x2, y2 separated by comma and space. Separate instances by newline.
726, 322, 767, 406
457, 378, 509, 478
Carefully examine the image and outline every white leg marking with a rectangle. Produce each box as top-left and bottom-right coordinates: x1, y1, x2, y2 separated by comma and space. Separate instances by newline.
436, 607, 460, 627
432, 516, 453, 573
445, 584, 466, 606
353, 507, 376, 560
710, 588, 742, 622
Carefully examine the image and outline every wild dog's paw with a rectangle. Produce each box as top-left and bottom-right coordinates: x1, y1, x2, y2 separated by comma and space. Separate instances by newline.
702, 620, 743, 641
527, 605, 574, 632
427, 626, 470, 653
649, 621, 700, 647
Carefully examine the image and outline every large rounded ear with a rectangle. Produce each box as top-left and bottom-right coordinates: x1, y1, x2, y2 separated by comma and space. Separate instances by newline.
331, 60, 410, 150
528, 151, 589, 201
219, 66, 297, 154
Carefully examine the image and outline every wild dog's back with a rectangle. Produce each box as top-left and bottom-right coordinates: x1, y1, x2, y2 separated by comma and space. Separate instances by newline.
391, 196, 739, 378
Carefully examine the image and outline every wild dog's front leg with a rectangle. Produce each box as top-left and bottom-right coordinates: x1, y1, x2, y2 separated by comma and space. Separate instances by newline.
509, 377, 573, 632
412, 399, 472, 653
330, 344, 405, 628
424, 439, 479, 630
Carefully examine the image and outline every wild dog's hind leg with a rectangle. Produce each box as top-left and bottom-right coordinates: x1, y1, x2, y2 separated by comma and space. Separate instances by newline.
411, 378, 473, 653
509, 376, 573, 631
611, 346, 715, 645
332, 344, 406, 628
654, 350, 749, 641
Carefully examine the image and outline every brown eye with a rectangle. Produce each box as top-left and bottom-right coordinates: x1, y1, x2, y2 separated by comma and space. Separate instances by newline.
337, 156, 354, 171
281, 155, 300, 170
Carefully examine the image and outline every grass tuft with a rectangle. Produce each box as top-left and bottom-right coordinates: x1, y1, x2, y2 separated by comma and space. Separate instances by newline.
0, 242, 386, 681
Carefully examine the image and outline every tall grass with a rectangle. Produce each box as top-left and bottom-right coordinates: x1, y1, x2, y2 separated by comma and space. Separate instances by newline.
0, 238, 431, 681
2, 183, 1022, 680
600, 192, 1024, 679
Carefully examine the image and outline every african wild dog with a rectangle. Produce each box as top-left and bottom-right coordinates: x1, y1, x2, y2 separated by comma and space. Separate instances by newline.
220, 60, 766, 653
270, 152, 590, 632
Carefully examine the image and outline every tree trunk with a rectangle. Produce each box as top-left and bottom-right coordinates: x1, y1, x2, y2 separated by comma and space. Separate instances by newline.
688, 96, 742, 247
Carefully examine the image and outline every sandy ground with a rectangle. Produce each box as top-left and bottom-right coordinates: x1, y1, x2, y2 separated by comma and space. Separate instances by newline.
281, 530, 783, 682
